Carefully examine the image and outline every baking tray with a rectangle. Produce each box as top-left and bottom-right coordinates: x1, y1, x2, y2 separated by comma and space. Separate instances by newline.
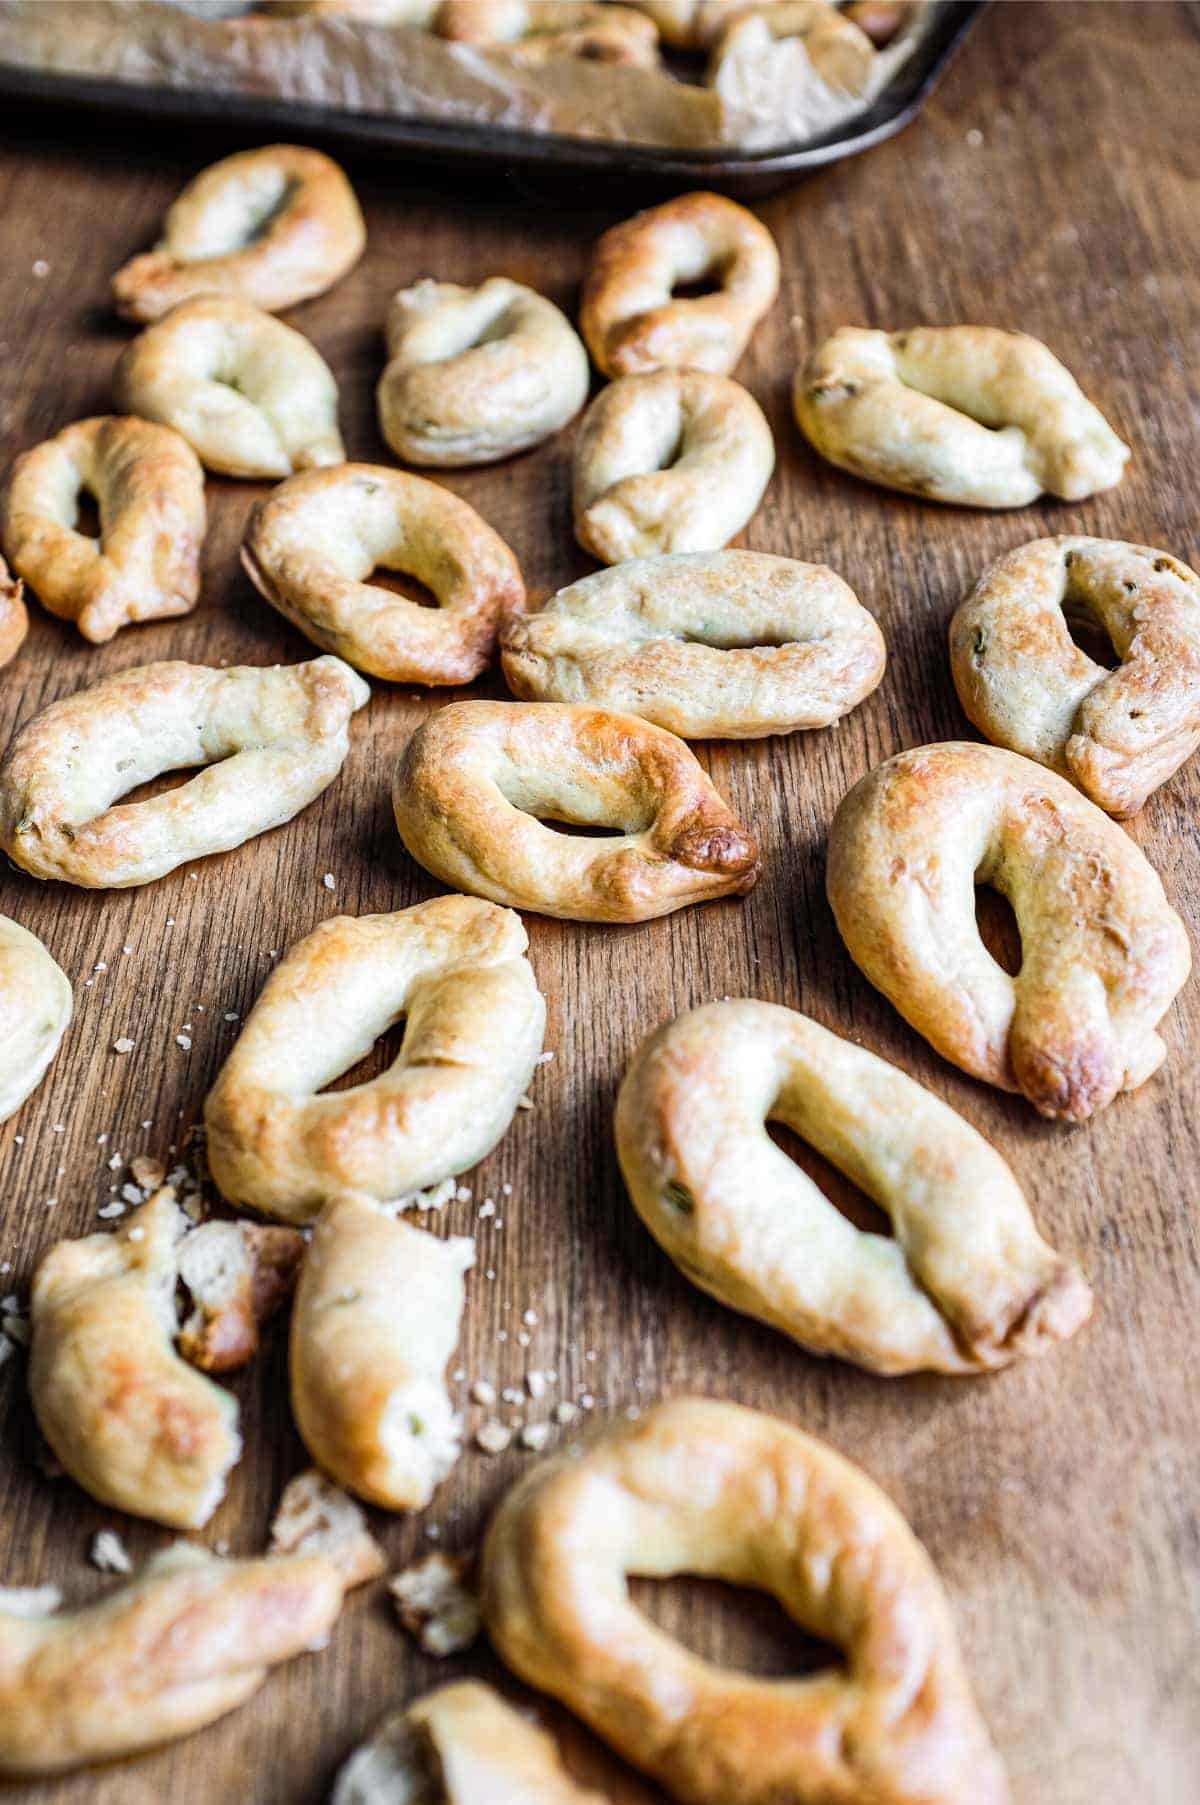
0, 1, 985, 198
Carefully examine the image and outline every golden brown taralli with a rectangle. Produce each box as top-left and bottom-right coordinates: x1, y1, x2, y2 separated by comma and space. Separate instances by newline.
0, 555, 27, 666
435, 0, 660, 64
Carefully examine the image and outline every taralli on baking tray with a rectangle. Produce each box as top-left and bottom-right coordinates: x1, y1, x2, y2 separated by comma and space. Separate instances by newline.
580, 191, 780, 379
949, 536, 1200, 817
573, 369, 774, 564
0, 916, 72, 1125
617, 1000, 1092, 1375
114, 295, 344, 479
1, 416, 205, 644
378, 276, 589, 467
0, 556, 27, 667
436, 0, 660, 65
29, 1190, 242, 1529
204, 895, 545, 1220
332, 1680, 606, 1805
290, 1192, 473, 1509
793, 325, 1130, 506
483, 1396, 1011, 1805
0, 654, 368, 888
501, 550, 885, 738
263, 0, 439, 18
242, 464, 525, 686
827, 742, 1191, 1121
392, 701, 760, 921
709, 2, 878, 99
0, 1542, 351, 1776
111, 144, 366, 323
624, 0, 750, 50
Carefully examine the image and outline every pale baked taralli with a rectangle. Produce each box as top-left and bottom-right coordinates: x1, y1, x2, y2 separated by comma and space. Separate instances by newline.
436, 1, 660, 66
0, 655, 368, 889
392, 700, 760, 921
242, 464, 525, 685
827, 742, 1191, 1120
949, 535, 1200, 816
617, 1000, 1092, 1375
794, 325, 1130, 506
483, 1397, 1011, 1805
0, 556, 25, 667
2, 416, 205, 643
0, 916, 72, 1125
709, 1, 878, 100
204, 895, 545, 1220
501, 550, 885, 738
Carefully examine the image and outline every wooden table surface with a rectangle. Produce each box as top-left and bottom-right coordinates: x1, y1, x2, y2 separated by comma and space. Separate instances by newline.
1, 4, 1197, 1800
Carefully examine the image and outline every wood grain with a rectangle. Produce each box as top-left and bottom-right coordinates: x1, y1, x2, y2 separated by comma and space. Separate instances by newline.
1, 5, 1198, 1799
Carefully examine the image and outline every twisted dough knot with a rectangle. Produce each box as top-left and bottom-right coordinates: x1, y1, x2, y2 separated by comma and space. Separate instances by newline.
482, 1397, 1011, 1805
0, 555, 27, 667
950, 535, 1200, 817
794, 325, 1130, 506
111, 144, 365, 321
617, 999, 1092, 1374
827, 742, 1191, 1120
1, 416, 205, 643
0, 915, 72, 1124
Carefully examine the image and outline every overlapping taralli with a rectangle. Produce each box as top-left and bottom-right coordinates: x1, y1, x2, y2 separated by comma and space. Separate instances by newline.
0, 654, 368, 888
0, 556, 27, 666
793, 325, 1130, 506
436, 0, 659, 63
827, 742, 1191, 1121
290, 1192, 473, 1509
573, 369, 774, 564
205, 896, 544, 1219
111, 144, 366, 322
0, 916, 72, 1124
709, 1, 878, 98
949, 535, 1200, 817
617, 1000, 1092, 1374
501, 550, 885, 738
392, 701, 759, 921
1, 416, 205, 643
242, 464, 525, 684
483, 1397, 1011, 1805
377, 276, 589, 466
580, 191, 780, 378
114, 295, 344, 478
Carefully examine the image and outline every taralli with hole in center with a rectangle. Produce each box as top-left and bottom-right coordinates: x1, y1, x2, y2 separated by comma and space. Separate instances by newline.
436, 0, 660, 63
2, 417, 205, 643
617, 1000, 1092, 1375
0, 1543, 355, 1776
332, 1681, 607, 1805
378, 277, 589, 467
483, 1397, 1011, 1805
29, 1191, 242, 1529
242, 464, 526, 684
580, 191, 780, 379
204, 895, 545, 1220
827, 742, 1191, 1121
0, 655, 368, 889
949, 536, 1200, 817
501, 550, 885, 738
393, 701, 760, 922
291, 1192, 474, 1509
573, 370, 774, 564
0, 916, 72, 1124
709, 2, 878, 99
0, 556, 27, 666
111, 144, 365, 322
794, 325, 1130, 506
114, 295, 344, 479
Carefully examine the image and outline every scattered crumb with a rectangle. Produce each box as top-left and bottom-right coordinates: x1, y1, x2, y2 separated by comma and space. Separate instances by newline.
477, 1199, 495, 1220
0, 1584, 62, 1617
526, 1370, 546, 1401
175, 1034, 192, 1051
0, 1334, 14, 1368
120, 1183, 145, 1207
966, 127, 984, 147
516, 1095, 534, 1110
383, 1176, 456, 1215
131, 1155, 166, 1191
387, 1551, 481, 1656
535, 1050, 554, 1066
31, 259, 49, 278
269, 1469, 384, 1590
97, 1201, 125, 1220
112, 1037, 135, 1055
90, 1528, 132, 1575
520, 1423, 551, 1453
470, 1379, 496, 1407
522, 1309, 538, 1327
501, 1386, 522, 1407
322, 873, 336, 891
554, 1401, 579, 1426
475, 1420, 512, 1454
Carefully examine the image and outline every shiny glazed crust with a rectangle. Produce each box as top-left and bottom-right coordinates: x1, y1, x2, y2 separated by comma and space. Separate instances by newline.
826, 741, 1191, 1120
482, 1396, 1011, 1805
0, 915, 72, 1124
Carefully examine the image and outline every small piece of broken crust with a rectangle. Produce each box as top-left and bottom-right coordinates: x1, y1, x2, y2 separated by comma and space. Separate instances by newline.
177, 1219, 305, 1372
388, 1552, 481, 1657
269, 1468, 385, 1591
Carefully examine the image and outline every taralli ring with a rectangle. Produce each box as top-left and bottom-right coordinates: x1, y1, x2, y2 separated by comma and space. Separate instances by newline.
0, 916, 72, 1124
2, 417, 205, 643
0, 654, 369, 889
0, 556, 27, 666
483, 1397, 1011, 1805
501, 550, 885, 738
573, 370, 774, 564
392, 701, 760, 922
436, 0, 660, 65
204, 895, 545, 1220
625, 0, 758, 48
617, 1000, 1092, 1375
949, 535, 1200, 817
114, 296, 344, 479
708, 2, 878, 100
580, 190, 780, 378
111, 144, 365, 322
242, 464, 525, 685
827, 742, 1191, 1121
793, 325, 1130, 506
377, 276, 589, 466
